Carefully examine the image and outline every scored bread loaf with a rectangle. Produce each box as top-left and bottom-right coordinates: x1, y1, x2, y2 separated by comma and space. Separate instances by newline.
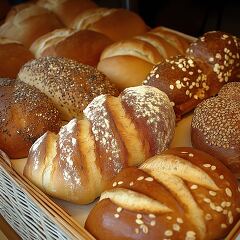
85, 147, 240, 240
17, 56, 119, 121
98, 27, 194, 90
23, 85, 176, 204
0, 3, 63, 47
0, 78, 61, 159
30, 28, 113, 66
144, 31, 240, 118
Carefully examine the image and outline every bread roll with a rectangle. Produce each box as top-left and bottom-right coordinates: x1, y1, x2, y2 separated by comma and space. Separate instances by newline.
0, 78, 61, 159
0, 3, 63, 47
71, 7, 149, 42
218, 81, 240, 101
0, 37, 34, 78
24, 85, 175, 204
18, 56, 119, 121
98, 27, 193, 90
191, 83, 240, 177
144, 31, 240, 118
85, 147, 240, 240
37, 0, 97, 27
30, 28, 113, 66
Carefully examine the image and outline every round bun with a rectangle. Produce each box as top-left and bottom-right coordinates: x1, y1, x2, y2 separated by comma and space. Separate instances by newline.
71, 8, 149, 42
30, 28, 113, 66
85, 147, 240, 240
0, 3, 63, 47
0, 78, 61, 159
218, 81, 240, 101
18, 56, 119, 121
37, 0, 97, 27
191, 89, 240, 177
0, 37, 34, 78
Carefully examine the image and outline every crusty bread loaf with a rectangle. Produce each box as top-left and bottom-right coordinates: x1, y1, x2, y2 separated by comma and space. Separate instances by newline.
71, 7, 149, 42
144, 31, 240, 118
0, 37, 34, 78
98, 27, 194, 90
37, 0, 97, 27
0, 78, 61, 159
30, 28, 113, 66
0, 3, 63, 47
191, 82, 240, 178
18, 56, 119, 121
85, 147, 240, 240
23, 85, 175, 204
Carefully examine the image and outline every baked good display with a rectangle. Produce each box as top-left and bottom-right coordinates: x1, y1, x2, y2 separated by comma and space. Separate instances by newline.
85, 147, 240, 240
37, 0, 97, 27
30, 28, 113, 66
0, 78, 61, 159
191, 82, 240, 178
18, 56, 119, 121
23, 85, 176, 204
98, 27, 194, 90
0, 3, 63, 47
71, 7, 149, 42
144, 31, 240, 117
0, 37, 34, 78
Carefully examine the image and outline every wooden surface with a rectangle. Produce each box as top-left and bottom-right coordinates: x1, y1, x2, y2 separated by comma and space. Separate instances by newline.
0, 216, 21, 240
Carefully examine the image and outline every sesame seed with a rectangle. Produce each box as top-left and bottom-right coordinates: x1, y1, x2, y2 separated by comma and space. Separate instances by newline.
166, 216, 172, 220
117, 207, 122, 213
155, 74, 159, 78
209, 191, 217, 196
190, 184, 198, 190
112, 182, 117, 187
169, 85, 174, 90
215, 206, 223, 212
225, 188, 232, 197
220, 175, 224, 179
149, 214, 156, 218
118, 181, 123, 185
211, 165, 216, 170
137, 214, 142, 219
177, 218, 183, 224
203, 164, 211, 168
137, 176, 144, 181
173, 223, 180, 231
150, 220, 156, 226
145, 177, 154, 182
189, 71, 193, 75
221, 224, 227, 228
209, 57, 214, 62
136, 219, 143, 225
226, 202, 231, 207
129, 181, 134, 186
114, 214, 119, 218
164, 230, 173, 236
204, 198, 211, 203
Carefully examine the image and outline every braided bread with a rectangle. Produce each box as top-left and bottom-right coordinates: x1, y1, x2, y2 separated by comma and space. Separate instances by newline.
85, 147, 240, 240
23, 86, 175, 204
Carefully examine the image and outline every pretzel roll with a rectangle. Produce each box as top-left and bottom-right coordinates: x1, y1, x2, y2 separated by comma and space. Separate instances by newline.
37, 0, 97, 27
0, 37, 34, 78
187, 31, 240, 96
71, 8, 149, 42
0, 3, 63, 47
85, 147, 240, 240
18, 56, 119, 121
0, 78, 61, 159
191, 94, 240, 177
30, 28, 113, 66
218, 81, 240, 102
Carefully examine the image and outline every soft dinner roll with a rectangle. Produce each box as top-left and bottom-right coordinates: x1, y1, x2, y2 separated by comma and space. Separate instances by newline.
18, 56, 119, 121
0, 3, 63, 47
30, 28, 113, 66
191, 82, 240, 178
0, 37, 34, 78
71, 7, 149, 42
85, 147, 240, 240
37, 0, 97, 27
0, 78, 61, 159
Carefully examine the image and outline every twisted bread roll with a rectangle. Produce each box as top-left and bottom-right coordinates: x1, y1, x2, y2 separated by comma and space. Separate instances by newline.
0, 78, 61, 159
98, 27, 194, 89
23, 86, 175, 204
85, 147, 240, 240
18, 56, 119, 121
144, 31, 240, 117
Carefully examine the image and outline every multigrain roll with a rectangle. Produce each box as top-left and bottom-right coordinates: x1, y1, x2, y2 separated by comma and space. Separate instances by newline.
85, 147, 240, 240
0, 37, 34, 78
0, 78, 61, 159
191, 83, 240, 177
30, 29, 113, 66
0, 3, 63, 47
18, 56, 119, 121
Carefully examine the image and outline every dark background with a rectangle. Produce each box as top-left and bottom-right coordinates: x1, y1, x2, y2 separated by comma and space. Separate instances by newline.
1, 0, 240, 37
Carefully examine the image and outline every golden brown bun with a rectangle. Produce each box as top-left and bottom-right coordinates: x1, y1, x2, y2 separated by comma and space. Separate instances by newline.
0, 78, 61, 159
98, 27, 194, 90
0, 3, 63, 47
37, 0, 97, 27
18, 56, 119, 121
23, 86, 175, 204
144, 31, 240, 118
71, 8, 149, 42
85, 147, 240, 240
0, 37, 34, 78
191, 84, 240, 177
30, 28, 113, 66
